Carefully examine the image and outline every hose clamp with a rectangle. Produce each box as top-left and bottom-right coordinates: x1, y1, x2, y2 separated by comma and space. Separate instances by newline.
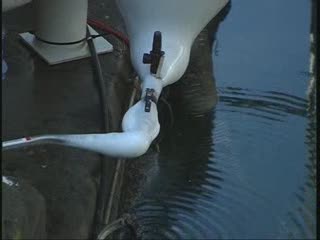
144, 88, 157, 112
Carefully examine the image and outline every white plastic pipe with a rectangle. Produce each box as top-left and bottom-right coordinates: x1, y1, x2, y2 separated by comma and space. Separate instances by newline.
34, 0, 88, 43
2, 79, 160, 158
2, 0, 31, 12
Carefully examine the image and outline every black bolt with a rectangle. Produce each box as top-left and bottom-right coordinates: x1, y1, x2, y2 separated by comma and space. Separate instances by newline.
142, 31, 165, 74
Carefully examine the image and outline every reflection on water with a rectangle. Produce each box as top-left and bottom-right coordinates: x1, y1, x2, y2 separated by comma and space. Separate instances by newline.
121, 0, 316, 238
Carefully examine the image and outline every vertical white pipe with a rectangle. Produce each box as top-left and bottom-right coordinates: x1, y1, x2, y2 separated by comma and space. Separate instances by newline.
34, 0, 88, 43
2, 0, 31, 12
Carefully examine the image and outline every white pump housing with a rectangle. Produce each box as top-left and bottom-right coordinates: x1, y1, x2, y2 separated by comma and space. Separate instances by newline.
117, 0, 229, 92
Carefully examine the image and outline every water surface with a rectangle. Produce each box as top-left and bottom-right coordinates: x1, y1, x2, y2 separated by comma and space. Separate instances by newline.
124, 0, 316, 238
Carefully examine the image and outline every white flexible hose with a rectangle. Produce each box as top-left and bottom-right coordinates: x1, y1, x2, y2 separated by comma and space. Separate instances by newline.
2, 100, 160, 158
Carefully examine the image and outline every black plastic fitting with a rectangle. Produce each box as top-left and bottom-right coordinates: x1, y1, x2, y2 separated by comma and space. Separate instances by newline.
143, 31, 165, 74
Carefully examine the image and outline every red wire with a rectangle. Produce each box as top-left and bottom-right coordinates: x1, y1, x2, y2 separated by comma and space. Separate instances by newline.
87, 19, 130, 46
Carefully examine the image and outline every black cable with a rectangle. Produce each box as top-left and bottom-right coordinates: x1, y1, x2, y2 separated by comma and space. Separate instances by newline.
86, 27, 137, 239
86, 29, 109, 129
86, 27, 111, 239
35, 35, 87, 45
159, 97, 174, 129
90, 33, 110, 40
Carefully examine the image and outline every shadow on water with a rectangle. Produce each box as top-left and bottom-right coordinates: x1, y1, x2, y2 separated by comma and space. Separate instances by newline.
120, 0, 316, 239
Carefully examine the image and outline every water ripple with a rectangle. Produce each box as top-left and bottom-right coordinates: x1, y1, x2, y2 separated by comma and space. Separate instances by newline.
126, 88, 315, 239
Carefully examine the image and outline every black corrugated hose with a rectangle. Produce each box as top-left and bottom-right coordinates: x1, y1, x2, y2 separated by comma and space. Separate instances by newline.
86, 27, 137, 240
86, 27, 111, 238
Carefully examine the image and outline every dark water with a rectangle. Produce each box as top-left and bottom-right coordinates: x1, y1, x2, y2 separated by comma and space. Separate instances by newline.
125, 0, 316, 239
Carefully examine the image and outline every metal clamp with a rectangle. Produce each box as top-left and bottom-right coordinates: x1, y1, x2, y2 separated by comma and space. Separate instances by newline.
144, 88, 157, 112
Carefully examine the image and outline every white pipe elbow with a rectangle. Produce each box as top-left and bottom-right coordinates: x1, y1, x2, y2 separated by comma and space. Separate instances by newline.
120, 100, 160, 157
62, 100, 160, 158
119, 131, 153, 158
